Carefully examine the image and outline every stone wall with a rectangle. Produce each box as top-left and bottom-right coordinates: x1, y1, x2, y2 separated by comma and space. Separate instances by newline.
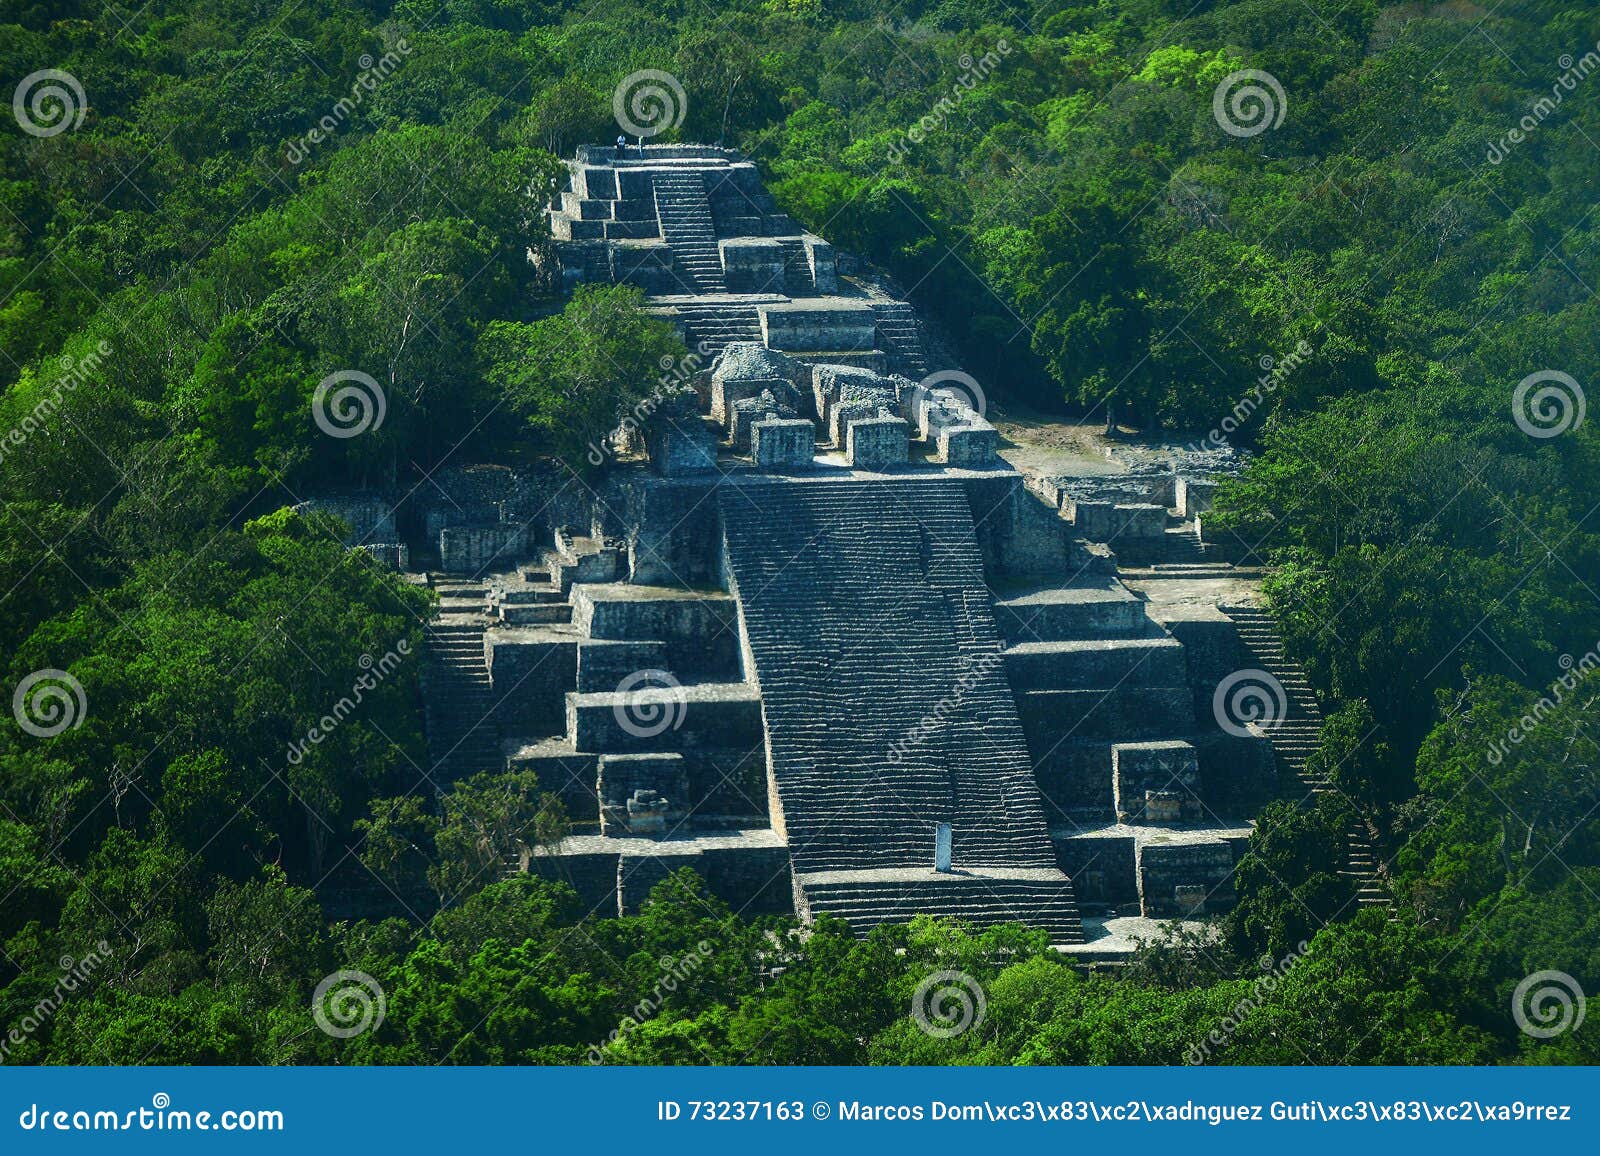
486, 631, 577, 733
1053, 831, 1138, 910
439, 523, 532, 575
624, 476, 723, 586
1139, 839, 1237, 917
296, 494, 396, 545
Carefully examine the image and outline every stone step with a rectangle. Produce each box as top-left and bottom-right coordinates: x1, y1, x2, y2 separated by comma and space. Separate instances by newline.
566, 681, 762, 753
500, 602, 573, 625
993, 580, 1152, 642
575, 638, 672, 693
1003, 636, 1186, 689
797, 868, 1084, 943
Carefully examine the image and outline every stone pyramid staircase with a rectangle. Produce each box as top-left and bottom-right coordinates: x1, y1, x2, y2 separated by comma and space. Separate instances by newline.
422, 582, 503, 784
657, 300, 762, 357
1225, 606, 1387, 907
719, 478, 1084, 942
652, 170, 727, 293
797, 867, 1084, 941
869, 301, 929, 379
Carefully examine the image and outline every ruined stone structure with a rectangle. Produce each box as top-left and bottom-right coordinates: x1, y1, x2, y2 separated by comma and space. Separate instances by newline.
366, 145, 1383, 954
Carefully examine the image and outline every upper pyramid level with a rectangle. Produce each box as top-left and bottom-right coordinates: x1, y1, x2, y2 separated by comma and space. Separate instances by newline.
548, 144, 837, 298
547, 144, 930, 379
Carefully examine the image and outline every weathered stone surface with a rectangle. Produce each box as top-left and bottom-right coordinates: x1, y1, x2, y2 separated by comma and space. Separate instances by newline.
728, 390, 797, 451
1177, 476, 1217, 518
846, 416, 909, 469
598, 752, 690, 837
486, 629, 577, 732
718, 479, 1072, 902
1053, 830, 1138, 910
810, 363, 887, 423
295, 494, 396, 546
1113, 740, 1202, 825
1139, 838, 1236, 917
1073, 500, 1167, 540
752, 418, 815, 471
440, 523, 530, 575
713, 343, 805, 396
719, 237, 786, 293
759, 300, 877, 352
712, 375, 786, 427
645, 423, 718, 476
937, 422, 999, 467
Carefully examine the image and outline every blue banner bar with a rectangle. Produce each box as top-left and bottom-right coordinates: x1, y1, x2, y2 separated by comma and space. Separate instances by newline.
3, 1066, 1596, 1152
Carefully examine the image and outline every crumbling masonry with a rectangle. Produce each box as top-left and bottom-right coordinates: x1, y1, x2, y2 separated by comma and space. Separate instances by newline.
333, 145, 1379, 955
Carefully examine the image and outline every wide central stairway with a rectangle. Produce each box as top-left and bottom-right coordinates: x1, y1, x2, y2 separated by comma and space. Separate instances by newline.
719, 479, 1085, 943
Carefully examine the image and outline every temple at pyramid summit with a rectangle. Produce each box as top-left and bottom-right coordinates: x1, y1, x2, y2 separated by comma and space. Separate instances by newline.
310, 145, 1386, 954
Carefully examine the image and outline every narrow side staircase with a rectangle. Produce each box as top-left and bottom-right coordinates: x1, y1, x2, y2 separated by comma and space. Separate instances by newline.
1226, 605, 1388, 908
422, 581, 502, 784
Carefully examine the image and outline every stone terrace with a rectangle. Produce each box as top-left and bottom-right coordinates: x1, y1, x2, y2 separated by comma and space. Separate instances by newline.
353, 145, 1348, 950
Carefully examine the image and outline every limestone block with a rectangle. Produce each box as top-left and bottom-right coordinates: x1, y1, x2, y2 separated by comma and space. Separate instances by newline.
359, 542, 409, 571
1113, 740, 1202, 824
574, 164, 618, 200
847, 416, 910, 469
811, 363, 887, 424
752, 418, 815, 471
296, 495, 396, 546
616, 168, 654, 200
719, 237, 786, 294
713, 375, 785, 427
828, 399, 877, 448
716, 342, 806, 409
804, 235, 838, 294
1052, 830, 1138, 908
1177, 476, 1217, 519
439, 523, 530, 575
729, 391, 797, 451
1138, 838, 1236, 917
937, 422, 999, 467
645, 422, 718, 476
487, 631, 577, 732
759, 300, 877, 353
1072, 500, 1167, 541
598, 753, 690, 838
